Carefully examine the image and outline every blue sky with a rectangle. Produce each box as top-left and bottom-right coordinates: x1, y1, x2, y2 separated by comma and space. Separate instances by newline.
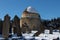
0, 0, 60, 20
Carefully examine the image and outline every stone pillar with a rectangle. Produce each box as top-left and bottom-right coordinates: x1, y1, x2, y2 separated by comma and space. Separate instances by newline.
49, 27, 53, 34
2, 14, 10, 38
12, 15, 22, 36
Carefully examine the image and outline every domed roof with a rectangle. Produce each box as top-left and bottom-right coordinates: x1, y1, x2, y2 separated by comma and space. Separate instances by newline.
26, 6, 38, 13
21, 6, 40, 18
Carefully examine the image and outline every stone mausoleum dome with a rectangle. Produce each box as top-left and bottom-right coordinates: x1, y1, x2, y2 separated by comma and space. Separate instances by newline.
20, 6, 42, 33
21, 6, 40, 18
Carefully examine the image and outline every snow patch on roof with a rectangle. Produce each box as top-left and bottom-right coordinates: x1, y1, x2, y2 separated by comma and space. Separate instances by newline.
27, 6, 38, 13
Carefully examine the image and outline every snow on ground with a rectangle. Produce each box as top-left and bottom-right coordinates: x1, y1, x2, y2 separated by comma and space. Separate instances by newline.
22, 30, 60, 40
0, 30, 60, 40
22, 31, 37, 37
22, 31, 37, 40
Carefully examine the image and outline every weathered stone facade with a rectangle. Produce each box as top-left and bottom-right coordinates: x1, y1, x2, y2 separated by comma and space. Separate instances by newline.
12, 15, 22, 36
1, 14, 22, 38
20, 10, 44, 33
2, 14, 10, 38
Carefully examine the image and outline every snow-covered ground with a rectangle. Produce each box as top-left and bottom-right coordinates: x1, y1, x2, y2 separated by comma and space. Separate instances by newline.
0, 30, 60, 40
22, 30, 60, 40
